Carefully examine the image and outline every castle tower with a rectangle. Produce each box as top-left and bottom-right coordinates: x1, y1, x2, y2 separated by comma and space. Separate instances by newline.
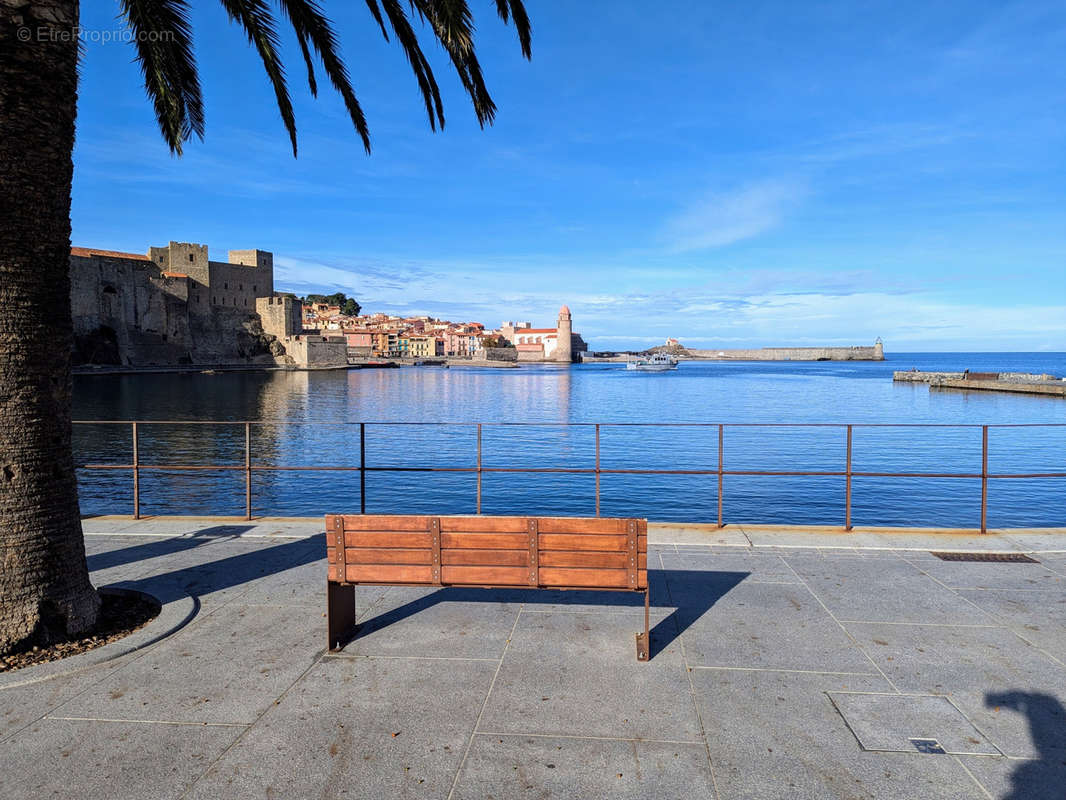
555, 305, 573, 363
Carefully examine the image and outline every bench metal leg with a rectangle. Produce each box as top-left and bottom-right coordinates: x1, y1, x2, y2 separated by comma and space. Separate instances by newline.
636, 588, 650, 661
327, 582, 357, 651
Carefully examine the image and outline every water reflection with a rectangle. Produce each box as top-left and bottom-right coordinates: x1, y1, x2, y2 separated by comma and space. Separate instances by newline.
73, 361, 1066, 524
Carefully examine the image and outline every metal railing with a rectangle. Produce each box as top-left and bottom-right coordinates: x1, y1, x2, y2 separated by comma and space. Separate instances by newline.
72, 421, 1066, 532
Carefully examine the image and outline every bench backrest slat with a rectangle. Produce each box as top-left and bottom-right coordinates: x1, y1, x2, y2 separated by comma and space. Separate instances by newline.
326, 514, 647, 591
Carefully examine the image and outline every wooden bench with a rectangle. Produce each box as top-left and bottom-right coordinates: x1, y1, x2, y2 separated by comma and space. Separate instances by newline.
325, 514, 650, 660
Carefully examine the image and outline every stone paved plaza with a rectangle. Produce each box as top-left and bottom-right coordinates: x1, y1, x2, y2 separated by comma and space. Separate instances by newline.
2, 519, 1065, 799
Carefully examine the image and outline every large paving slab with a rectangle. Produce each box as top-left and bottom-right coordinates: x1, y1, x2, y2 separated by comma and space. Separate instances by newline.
953, 587, 1066, 665
338, 586, 523, 660
663, 571, 878, 673
57, 603, 323, 725
660, 550, 803, 583
0, 717, 241, 800
478, 611, 701, 742
185, 655, 497, 800
452, 735, 717, 800
960, 754, 1066, 800
829, 692, 1000, 755
786, 557, 997, 624
898, 552, 1066, 591
0, 668, 124, 745
114, 536, 325, 607
845, 622, 1066, 758
691, 669, 988, 799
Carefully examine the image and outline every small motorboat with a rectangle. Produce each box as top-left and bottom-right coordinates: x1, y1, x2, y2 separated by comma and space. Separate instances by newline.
625, 353, 679, 371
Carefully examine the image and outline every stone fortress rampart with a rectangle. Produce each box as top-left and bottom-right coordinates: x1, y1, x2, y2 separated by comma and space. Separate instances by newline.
70, 241, 345, 369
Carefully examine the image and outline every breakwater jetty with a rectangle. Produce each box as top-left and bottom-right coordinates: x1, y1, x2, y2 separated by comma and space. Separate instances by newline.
685, 343, 882, 361
584, 340, 884, 362
894, 370, 1066, 397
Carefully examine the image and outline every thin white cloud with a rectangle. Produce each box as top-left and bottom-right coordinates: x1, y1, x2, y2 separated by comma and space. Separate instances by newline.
662, 180, 805, 252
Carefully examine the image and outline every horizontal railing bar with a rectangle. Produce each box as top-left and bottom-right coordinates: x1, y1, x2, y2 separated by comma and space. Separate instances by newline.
75, 463, 1066, 480
72, 420, 1066, 429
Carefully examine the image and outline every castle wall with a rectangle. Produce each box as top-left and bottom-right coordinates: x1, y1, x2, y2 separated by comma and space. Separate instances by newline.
280, 335, 348, 368
207, 257, 272, 311
71, 243, 281, 367
256, 295, 302, 339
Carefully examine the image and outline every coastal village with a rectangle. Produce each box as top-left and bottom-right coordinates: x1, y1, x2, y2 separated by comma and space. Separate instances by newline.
69, 240, 587, 369
69, 239, 898, 371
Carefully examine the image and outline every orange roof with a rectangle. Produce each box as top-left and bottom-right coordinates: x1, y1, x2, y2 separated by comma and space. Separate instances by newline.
71, 247, 150, 261
161, 271, 188, 278
516, 328, 557, 334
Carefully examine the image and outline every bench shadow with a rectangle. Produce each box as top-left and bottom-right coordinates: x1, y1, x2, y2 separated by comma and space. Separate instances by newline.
349, 568, 750, 660
985, 690, 1066, 800
87, 525, 257, 571
99, 536, 747, 661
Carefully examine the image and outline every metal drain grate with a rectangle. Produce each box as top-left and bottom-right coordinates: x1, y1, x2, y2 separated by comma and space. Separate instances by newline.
930, 551, 1038, 563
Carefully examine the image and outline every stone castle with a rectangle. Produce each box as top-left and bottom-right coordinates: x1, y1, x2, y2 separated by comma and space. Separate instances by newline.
70, 241, 345, 368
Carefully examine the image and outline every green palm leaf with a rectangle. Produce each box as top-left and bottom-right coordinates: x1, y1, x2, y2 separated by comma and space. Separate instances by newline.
120, 0, 533, 156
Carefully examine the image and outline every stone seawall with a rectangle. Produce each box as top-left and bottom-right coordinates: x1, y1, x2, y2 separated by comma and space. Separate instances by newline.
686, 345, 882, 361
584, 342, 884, 362
893, 371, 965, 383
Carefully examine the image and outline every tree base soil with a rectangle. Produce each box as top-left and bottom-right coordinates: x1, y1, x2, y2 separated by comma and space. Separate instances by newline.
0, 591, 161, 672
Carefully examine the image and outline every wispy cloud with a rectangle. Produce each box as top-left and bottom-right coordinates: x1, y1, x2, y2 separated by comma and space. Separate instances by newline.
662, 180, 806, 252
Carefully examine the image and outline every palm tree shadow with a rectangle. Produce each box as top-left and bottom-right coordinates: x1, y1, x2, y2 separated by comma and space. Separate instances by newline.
112, 534, 325, 605
349, 569, 750, 659
87, 525, 256, 571
985, 690, 1066, 800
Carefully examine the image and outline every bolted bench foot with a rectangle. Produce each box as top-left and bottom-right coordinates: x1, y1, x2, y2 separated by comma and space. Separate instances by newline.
635, 587, 650, 661
327, 582, 358, 651
636, 632, 649, 661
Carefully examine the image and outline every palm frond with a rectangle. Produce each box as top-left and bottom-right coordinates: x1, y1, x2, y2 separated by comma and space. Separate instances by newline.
411, 0, 475, 55
410, 0, 495, 127
119, 0, 204, 155
123, 0, 532, 157
376, 0, 446, 130
495, 0, 532, 59
218, 0, 298, 156
363, 0, 390, 39
279, 0, 372, 153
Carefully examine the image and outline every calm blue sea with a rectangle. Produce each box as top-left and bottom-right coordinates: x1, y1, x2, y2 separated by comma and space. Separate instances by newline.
72, 352, 1066, 527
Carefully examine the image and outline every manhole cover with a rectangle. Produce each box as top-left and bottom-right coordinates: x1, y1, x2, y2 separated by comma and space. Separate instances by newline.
930, 552, 1038, 563
829, 693, 999, 755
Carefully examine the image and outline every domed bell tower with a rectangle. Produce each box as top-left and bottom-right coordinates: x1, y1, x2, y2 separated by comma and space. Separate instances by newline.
556, 305, 573, 363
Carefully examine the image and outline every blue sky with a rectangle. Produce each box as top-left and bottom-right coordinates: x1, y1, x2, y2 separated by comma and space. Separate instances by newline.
73, 1, 1065, 351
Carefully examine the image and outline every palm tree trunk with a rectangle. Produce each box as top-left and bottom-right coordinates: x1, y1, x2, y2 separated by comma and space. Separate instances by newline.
0, 0, 99, 652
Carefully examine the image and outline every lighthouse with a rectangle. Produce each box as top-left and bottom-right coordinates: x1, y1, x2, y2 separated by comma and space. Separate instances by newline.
555, 305, 573, 363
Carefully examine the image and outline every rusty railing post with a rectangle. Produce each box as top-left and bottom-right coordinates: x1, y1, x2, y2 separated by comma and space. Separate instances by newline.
845, 424, 853, 531
476, 423, 482, 514
244, 422, 252, 520
595, 424, 601, 517
360, 422, 366, 514
717, 424, 724, 528
132, 421, 140, 519
980, 425, 988, 533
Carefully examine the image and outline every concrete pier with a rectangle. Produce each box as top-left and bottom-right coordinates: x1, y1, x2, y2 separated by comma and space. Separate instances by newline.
895, 370, 1066, 397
